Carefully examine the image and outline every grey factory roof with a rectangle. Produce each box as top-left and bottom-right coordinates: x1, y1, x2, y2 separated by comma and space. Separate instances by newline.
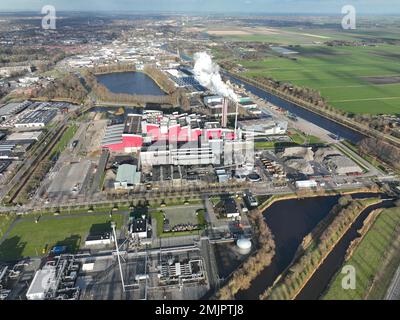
123, 114, 142, 135
16, 108, 57, 125
0, 101, 31, 117
0, 142, 16, 151
0, 160, 11, 174
115, 164, 141, 185
101, 124, 124, 145
7, 131, 42, 141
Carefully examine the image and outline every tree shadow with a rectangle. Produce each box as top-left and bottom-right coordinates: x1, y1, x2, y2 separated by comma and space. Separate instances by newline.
0, 236, 27, 262
54, 234, 82, 254
130, 207, 149, 220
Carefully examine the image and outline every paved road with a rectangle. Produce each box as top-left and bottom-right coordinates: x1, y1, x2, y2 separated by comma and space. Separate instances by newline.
385, 265, 400, 300
0, 117, 69, 202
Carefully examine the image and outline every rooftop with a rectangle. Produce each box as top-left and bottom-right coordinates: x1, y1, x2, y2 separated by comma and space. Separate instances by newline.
115, 164, 141, 185
26, 265, 57, 299
123, 114, 142, 135
131, 218, 147, 233
224, 198, 239, 214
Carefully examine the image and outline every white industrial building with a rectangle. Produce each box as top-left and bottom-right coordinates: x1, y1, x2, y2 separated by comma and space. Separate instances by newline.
140, 138, 253, 168
204, 95, 223, 106
85, 232, 113, 246
26, 265, 57, 300
6, 131, 43, 142
140, 140, 221, 167
239, 119, 288, 135
130, 218, 148, 239
295, 180, 318, 189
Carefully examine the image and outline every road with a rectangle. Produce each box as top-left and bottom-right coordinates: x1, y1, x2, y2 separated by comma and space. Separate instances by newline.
385, 265, 400, 300
0, 117, 69, 203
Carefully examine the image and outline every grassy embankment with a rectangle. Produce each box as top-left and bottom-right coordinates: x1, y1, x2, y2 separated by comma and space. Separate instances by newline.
323, 206, 400, 300
261, 197, 383, 300
50, 124, 78, 158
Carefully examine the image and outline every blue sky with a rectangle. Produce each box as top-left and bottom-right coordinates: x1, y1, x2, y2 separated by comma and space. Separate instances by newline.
0, 0, 399, 14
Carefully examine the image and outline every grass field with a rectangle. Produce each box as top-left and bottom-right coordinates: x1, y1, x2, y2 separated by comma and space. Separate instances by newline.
323, 206, 400, 300
239, 44, 400, 114
211, 26, 400, 46
50, 124, 78, 158
0, 214, 15, 239
255, 129, 322, 149
151, 208, 203, 238
0, 213, 124, 261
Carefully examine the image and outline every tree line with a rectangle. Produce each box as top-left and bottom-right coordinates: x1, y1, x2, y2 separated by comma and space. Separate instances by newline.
260, 196, 382, 300
91, 63, 137, 74
359, 138, 400, 170
216, 208, 276, 300
31, 73, 89, 104
82, 65, 189, 107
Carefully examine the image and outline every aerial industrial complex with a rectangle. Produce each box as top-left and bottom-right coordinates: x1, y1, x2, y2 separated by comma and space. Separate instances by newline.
0, 10, 400, 303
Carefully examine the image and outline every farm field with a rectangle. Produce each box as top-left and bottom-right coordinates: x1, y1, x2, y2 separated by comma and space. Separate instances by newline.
239, 44, 400, 114
208, 26, 400, 45
0, 213, 124, 261
322, 207, 400, 300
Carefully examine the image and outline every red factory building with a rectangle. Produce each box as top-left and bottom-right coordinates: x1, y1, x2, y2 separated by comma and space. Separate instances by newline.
101, 113, 235, 153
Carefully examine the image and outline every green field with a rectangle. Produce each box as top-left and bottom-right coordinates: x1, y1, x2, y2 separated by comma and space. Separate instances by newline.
0, 214, 15, 239
255, 129, 322, 149
323, 207, 400, 300
151, 209, 203, 238
216, 26, 400, 46
239, 44, 400, 114
51, 124, 78, 158
0, 213, 124, 261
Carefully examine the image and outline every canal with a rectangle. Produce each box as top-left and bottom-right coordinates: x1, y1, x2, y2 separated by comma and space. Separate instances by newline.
224, 73, 366, 144
96, 71, 167, 96
236, 193, 386, 300
295, 198, 395, 300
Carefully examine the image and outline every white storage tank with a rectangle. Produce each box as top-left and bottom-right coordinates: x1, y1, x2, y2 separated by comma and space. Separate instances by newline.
236, 238, 252, 252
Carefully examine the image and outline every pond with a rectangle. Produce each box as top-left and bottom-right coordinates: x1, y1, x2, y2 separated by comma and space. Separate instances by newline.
96, 71, 167, 96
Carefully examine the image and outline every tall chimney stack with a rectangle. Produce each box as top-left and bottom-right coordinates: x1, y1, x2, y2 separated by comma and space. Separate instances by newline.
222, 97, 228, 128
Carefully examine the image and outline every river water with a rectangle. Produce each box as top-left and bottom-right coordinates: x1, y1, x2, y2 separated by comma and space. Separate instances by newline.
236, 193, 387, 300
96, 71, 167, 96
296, 199, 394, 300
224, 73, 366, 144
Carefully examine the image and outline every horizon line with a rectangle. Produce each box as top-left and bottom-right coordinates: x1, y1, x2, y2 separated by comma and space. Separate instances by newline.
0, 9, 400, 17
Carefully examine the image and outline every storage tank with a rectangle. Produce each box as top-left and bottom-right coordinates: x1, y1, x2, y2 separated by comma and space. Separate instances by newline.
236, 238, 252, 254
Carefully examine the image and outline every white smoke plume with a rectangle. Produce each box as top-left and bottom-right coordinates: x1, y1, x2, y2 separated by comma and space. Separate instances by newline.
193, 52, 237, 101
